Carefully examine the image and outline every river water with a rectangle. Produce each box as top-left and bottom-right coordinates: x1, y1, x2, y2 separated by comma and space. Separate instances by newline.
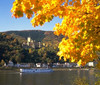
0, 69, 98, 85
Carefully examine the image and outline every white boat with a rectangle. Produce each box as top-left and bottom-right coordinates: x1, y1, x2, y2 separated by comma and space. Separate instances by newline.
20, 68, 53, 73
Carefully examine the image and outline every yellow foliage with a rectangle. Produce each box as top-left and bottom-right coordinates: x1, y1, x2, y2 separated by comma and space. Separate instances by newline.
11, 0, 100, 66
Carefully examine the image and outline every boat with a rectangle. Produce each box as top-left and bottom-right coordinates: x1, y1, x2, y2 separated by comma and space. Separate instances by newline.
20, 68, 53, 73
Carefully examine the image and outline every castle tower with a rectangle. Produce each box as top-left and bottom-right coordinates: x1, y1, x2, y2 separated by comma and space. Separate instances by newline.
39, 42, 41, 48
27, 37, 31, 46
27, 37, 31, 42
32, 43, 35, 48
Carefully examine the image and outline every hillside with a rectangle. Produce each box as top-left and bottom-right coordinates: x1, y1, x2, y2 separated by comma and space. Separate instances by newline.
5, 30, 64, 48
0, 33, 22, 64
5, 30, 45, 42
0, 32, 61, 64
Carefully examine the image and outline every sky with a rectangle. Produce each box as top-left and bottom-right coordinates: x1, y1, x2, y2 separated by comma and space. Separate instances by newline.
0, 0, 62, 32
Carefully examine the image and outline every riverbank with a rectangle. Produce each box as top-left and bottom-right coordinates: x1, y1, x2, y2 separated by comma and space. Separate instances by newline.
52, 67, 95, 71
0, 66, 96, 71
0, 66, 20, 71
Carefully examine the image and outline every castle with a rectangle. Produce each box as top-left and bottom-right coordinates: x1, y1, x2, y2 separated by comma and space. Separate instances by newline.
22, 37, 41, 49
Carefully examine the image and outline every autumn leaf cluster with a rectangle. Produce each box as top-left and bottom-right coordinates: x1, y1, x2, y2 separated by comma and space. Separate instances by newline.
11, 0, 100, 66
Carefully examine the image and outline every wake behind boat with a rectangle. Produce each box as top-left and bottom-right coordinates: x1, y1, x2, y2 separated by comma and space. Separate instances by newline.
20, 68, 53, 73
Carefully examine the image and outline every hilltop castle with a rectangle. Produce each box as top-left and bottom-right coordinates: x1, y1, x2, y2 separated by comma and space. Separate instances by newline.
22, 36, 41, 49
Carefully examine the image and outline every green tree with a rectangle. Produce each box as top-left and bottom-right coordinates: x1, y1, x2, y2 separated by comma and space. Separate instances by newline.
0, 60, 5, 66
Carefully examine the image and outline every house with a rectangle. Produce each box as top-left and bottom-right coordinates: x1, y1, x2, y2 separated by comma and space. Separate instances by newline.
70, 63, 77, 67
7, 61, 14, 67
63, 63, 70, 67
19, 63, 30, 67
42, 63, 47, 68
36, 63, 41, 67
53, 63, 61, 67
15, 64, 20, 67
86, 62, 94, 67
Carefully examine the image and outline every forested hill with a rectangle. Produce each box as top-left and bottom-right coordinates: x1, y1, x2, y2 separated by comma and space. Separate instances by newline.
0, 31, 65, 65
0, 32, 63, 64
0, 33, 22, 64
5, 30, 63, 42
5, 30, 64, 48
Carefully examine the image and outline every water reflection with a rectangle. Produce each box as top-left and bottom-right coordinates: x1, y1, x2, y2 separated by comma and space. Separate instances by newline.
88, 69, 95, 85
0, 69, 98, 85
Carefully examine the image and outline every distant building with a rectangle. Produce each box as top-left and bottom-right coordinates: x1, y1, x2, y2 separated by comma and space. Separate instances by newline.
42, 63, 47, 68
63, 63, 70, 67
86, 62, 94, 67
36, 63, 41, 67
7, 61, 14, 67
39, 42, 41, 48
19, 63, 30, 68
22, 36, 43, 49
27, 37, 31, 42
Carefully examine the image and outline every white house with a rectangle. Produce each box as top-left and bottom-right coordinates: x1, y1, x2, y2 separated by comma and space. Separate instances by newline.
36, 63, 41, 67
86, 62, 94, 67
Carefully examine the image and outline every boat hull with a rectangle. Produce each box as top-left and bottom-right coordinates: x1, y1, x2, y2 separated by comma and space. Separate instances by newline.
20, 68, 53, 73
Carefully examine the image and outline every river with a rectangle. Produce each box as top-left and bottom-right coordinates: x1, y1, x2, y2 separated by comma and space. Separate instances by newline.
0, 69, 98, 85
